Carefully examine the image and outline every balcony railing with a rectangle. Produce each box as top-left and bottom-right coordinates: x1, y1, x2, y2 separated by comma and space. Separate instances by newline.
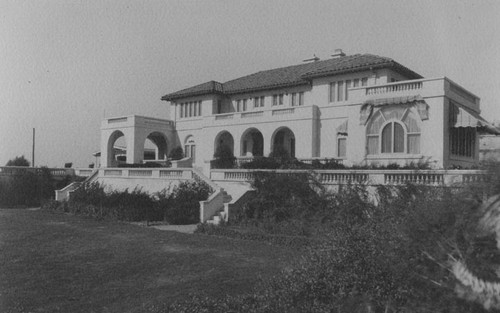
366, 81, 423, 95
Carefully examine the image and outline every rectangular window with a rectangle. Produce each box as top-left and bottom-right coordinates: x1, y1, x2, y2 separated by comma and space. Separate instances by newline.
338, 137, 347, 158
272, 95, 278, 106
254, 97, 259, 108
236, 100, 241, 112
299, 92, 304, 106
278, 94, 284, 105
189, 102, 193, 117
345, 80, 351, 101
193, 102, 197, 117
179, 104, 183, 118
361, 77, 368, 86
260, 96, 265, 107
353, 79, 359, 87
198, 101, 202, 116
217, 100, 222, 114
242, 99, 247, 111
450, 127, 476, 158
329, 82, 335, 102
337, 81, 344, 101
291, 93, 296, 106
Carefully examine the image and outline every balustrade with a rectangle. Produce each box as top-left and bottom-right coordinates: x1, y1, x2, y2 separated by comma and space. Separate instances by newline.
366, 81, 423, 96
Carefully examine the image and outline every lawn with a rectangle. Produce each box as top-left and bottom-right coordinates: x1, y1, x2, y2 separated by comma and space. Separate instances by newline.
0, 209, 298, 313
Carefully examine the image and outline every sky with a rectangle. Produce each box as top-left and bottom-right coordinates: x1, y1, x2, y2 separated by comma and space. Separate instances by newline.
1, 0, 499, 168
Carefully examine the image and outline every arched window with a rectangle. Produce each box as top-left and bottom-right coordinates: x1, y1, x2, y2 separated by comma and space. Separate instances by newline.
366, 106, 421, 155
184, 136, 196, 162
381, 121, 404, 153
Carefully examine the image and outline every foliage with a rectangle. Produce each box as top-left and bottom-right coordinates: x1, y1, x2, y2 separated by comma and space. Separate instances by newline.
168, 146, 184, 160
187, 166, 500, 312
117, 162, 165, 168
45, 179, 212, 224
212, 145, 236, 169
0, 167, 57, 207
236, 171, 324, 225
159, 180, 212, 224
6, 155, 30, 167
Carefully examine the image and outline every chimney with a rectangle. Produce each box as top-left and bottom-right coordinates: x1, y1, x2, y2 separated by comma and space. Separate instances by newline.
303, 54, 320, 63
331, 49, 346, 58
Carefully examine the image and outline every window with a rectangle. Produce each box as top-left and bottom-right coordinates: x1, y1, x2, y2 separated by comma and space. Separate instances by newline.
366, 106, 421, 155
198, 101, 202, 116
337, 136, 347, 158
361, 77, 368, 86
353, 79, 359, 87
184, 136, 196, 163
278, 94, 284, 105
242, 99, 247, 111
291, 93, 296, 106
329, 82, 335, 102
180, 103, 184, 118
254, 97, 259, 108
381, 122, 405, 153
337, 81, 344, 101
272, 95, 278, 106
236, 100, 241, 112
345, 80, 351, 101
450, 127, 476, 158
260, 96, 265, 107
298, 92, 304, 106
217, 100, 222, 114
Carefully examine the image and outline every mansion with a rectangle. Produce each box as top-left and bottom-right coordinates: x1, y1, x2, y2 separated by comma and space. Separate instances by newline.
100, 50, 498, 173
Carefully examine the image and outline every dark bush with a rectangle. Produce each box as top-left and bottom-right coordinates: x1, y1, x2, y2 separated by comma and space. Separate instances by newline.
117, 162, 164, 168
162, 180, 212, 224
0, 167, 58, 207
168, 146, 184, 160
45, 179, 213, 224
6, 155, 30, 166
211, 145, 236, 169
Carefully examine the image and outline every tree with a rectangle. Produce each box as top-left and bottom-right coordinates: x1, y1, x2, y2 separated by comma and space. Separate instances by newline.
6, 155, 30, 167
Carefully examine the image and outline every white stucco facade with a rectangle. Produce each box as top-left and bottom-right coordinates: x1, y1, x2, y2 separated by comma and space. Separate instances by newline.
100, 53, 494, 171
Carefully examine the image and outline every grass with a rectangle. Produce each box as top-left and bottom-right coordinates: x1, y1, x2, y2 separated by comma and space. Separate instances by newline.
0, 209, 298, 313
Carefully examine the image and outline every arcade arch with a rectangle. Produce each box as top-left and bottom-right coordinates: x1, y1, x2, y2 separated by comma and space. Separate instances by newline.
240, 128, 264, 157
271, 127, 296, 158
107, 130, 127, 167
214, 131, 234, 157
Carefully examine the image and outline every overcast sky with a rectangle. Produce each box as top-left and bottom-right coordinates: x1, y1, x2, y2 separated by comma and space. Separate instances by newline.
1, 0, 499, 168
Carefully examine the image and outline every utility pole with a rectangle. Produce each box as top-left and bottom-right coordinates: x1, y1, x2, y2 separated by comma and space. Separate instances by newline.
32, 128, 35, 167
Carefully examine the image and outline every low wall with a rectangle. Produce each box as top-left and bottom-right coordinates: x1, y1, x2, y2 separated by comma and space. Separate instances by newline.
210, 169, 485, 187
93, 168, 194, 193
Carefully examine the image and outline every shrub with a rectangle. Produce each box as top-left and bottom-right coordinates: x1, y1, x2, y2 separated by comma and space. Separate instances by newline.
212, 145, 236, 169
6, 155, 30, 167
0, 167, 57, 207
168, 146, 184, 160
162, 180, 212, 224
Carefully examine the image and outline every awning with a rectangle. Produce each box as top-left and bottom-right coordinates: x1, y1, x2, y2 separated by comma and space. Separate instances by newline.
360, 95, 428, 125
364, 95, 424, 107
450, 103, 500, 134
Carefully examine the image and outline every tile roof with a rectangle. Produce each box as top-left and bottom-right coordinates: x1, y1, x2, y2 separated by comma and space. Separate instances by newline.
161, 54, 422, 101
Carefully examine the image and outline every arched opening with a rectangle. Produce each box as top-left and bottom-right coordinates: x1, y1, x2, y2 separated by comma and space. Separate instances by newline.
240, 128, 264, 157
366, 106, 421, 155
144, 132, 168, 161
214, 131, 234, 157
107, 130, 127, 167
184, 135, 196, 163
271, 127, 295, 158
